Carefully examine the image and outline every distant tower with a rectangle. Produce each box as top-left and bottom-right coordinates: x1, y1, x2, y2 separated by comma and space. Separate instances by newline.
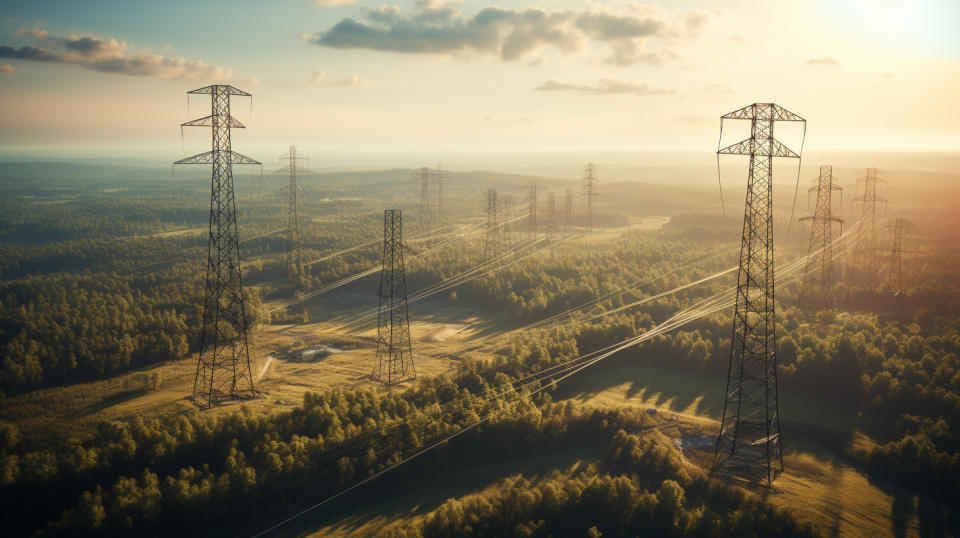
373, 210, 416, 385
851, 168, 887, 287
524, 183, 538, 238
798, 165, 843, 307
435, 163, 447, 224
563, 187, 573, 233
174, 85, 261, 408
546, 190, 557, 238
277, 145, 312, 282
502, 194, 515, 248
412, 167, 431, 229
483, 189, 503, 260
712, 103, 805, 485
583, 163, 597, 232
880, 217, 921, 295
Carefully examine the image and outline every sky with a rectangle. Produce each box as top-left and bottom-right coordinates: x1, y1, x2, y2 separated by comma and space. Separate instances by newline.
0, 0, 958, 164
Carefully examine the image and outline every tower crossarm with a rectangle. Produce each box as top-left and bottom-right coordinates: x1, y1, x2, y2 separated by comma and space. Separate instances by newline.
181, 115, 246, 129
721, 102, 804, 122
275, 165, 315, 175
175, 151, 262, 166
718, 137, 800, 158
852, 194, 888, 203
188, 84, 251, 96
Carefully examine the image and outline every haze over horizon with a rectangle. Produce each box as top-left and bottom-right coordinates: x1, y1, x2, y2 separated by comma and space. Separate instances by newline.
1, 0, 958, 159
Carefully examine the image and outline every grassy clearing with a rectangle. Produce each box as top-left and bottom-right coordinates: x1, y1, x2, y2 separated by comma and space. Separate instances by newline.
562, 362, 922, 537
0, 307, 485, 447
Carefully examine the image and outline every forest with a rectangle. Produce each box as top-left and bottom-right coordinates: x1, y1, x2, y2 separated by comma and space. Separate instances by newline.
0, 161, 958, 536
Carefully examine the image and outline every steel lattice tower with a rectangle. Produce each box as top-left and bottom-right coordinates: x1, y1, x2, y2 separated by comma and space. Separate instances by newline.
175, 85, 261, 408
412, 167, 431, 229
851, 168, 888, 287
712, 103, 805, 485
524, 183, 538, 238
373, 210, 416, 385
546, 190, 557, 238
583, 163, 597, 232
501, 195, 515, 248
435, 163, 447, 224
483, 189, 503, 260
277, 145, 312, 281
880, 217, 920, 295
798, 165, 843, 307
563, 187, 573, 233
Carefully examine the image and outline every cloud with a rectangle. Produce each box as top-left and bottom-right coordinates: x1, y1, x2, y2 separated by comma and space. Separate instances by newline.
315, 0, 356, 6
0, 30, 233, 81
367, 5, 401, 24
329, 74, 363, 87
309, 70, 327, 85
806, 56, 842, 67
0, 45, 61, 62
307, 2, 711, 66
679, 114, 712, 124
703, 83, 732, 95
535, 78, 676, 96
309, 70, 365, 87
0, 64, 13, 74
13, 28, 48, 40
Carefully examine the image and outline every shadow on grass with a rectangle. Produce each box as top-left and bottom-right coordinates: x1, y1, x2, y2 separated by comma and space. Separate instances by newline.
76, 388, 148, 417
273, 437, 606, 538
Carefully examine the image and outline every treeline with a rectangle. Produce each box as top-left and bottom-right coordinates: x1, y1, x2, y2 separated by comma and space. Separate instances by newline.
1, 379, 804, 536
0, 266, 203, 392
620, 286, 960, 514
0, 319, 745, 536
396, 429, 807, 537
409, 228, 735, 323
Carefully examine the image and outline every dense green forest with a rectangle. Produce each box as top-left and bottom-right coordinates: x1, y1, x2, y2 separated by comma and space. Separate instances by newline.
1, 162, 959, 536
0, 330, 806, 536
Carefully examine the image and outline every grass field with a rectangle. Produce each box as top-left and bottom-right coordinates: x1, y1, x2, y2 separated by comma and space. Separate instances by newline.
561, 363, 925, 537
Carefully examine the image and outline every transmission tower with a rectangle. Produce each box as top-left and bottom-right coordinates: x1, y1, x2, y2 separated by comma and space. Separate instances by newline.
174, 85, 261, 408
583, 163, 597, 232
483, 189, 503, 260
412, 167, 431, 229
712, 103, 805, 485
563, 187, 573, 233
851, 168, 888, 287
546, 190, 557, 238
798, 165, 843, 307
435, 163, 447, 224
277, 145, 312, 282
501, 194, 515, 248
373, 210, 416, 385
524, 183, 538, 238
879, 217, 921, 295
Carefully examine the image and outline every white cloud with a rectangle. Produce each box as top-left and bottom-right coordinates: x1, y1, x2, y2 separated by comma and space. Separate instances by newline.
0, 30, 234, 81
329, 74, 363, 87
807, 56, 842, 67
309, 70, 327, 86
535, 78, 676, 96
